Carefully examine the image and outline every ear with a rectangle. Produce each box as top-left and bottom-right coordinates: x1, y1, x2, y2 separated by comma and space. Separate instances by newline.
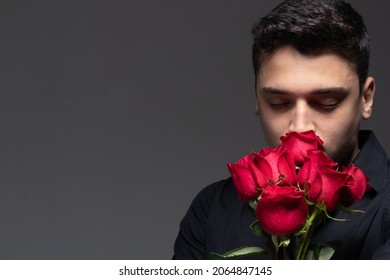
361, 76, 375, 120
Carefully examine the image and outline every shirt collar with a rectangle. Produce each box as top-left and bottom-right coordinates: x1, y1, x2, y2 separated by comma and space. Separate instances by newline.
353, 130, 389, 193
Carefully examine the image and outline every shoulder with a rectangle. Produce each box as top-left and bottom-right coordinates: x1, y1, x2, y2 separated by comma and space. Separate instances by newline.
191, 177, 237, 210
173, 177, 239, 259
181, 177, 238, 229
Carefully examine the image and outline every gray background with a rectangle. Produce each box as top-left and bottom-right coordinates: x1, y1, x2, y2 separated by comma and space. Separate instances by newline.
0, 0, 389, 259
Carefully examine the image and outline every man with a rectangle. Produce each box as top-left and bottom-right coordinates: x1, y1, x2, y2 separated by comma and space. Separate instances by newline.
173, 0, 390, 259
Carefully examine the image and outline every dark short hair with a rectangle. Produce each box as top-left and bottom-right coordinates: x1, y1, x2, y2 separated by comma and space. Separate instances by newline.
252, 0, 370, 90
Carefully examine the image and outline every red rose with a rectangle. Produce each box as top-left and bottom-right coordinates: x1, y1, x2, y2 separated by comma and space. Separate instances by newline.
297, 150, 338, 189
339, 164, 371, 206
228, 144, 297, 201
280, 130, 323, 166
252, 145, 297, 186
227, 154, 260, 201
306, 164, 350, 211
297, 151, 347, 211
297, 150, 370, 211
224, 130, 372, 259
256, 185, 308, 236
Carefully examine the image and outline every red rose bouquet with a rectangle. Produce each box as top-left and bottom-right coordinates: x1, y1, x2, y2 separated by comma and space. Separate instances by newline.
212, 131, 370, 260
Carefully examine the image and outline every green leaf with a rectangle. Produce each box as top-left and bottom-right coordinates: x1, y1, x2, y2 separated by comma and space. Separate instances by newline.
271, 235, 279, 252
337, 203, 366, 214
324, 210, 348, 222
250, 220, 266, 237
248, 199, 258, 211
279, 238, 290, 247
311, 246, 335, 260
316, 201, 327, 211
306, 241, 340, 260
305, 250, 314, 260
210, 246, 267, 260
318, 246, 335, 260
304, 197, 316, 206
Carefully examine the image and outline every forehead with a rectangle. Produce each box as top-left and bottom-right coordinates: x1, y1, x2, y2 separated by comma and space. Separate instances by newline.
257, 46, 358, 91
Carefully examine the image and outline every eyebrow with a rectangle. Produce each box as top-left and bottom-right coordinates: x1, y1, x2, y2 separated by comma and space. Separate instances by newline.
312, 87, 349, 95
261, 87, 349, 95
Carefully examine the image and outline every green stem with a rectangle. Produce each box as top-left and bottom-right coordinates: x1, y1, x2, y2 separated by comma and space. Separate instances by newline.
296, 207, 321, 260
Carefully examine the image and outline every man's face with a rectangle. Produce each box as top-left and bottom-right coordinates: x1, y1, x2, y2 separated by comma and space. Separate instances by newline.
255, 46, 375, 165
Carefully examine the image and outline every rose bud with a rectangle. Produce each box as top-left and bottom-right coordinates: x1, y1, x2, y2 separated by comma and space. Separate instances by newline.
339, 164, 371, 206
280, 130, 324, 166
228, 154, 261, 201
256, 185, 308, 236
252, 145, 297, 186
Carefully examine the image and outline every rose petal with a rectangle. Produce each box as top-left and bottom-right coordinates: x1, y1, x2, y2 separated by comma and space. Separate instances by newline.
256, 185, 308, 236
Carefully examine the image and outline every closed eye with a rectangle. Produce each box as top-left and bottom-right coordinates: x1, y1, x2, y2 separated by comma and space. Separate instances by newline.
270, 102, 290, 109
314, 102, 340, 111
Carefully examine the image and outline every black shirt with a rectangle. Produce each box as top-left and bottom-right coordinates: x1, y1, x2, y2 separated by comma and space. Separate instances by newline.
173, 130, 390, 259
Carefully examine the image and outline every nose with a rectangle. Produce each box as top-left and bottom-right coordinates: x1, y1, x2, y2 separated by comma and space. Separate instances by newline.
288, 100, 315, 133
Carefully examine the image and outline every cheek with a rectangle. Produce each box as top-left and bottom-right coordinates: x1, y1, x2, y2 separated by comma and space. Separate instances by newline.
259, 113, 289, 147
317, 112, 360, 161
